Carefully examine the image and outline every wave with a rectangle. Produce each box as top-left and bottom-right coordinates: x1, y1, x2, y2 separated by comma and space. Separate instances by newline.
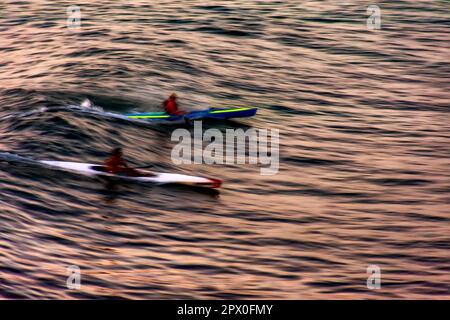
0, 99, 152, 125
0, 152, 40, 166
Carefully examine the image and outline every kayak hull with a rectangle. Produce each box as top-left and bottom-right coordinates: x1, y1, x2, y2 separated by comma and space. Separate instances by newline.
126, 107, 257, 122
40, 161, 222, 189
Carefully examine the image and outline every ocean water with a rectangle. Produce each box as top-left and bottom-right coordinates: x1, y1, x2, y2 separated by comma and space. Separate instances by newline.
0, 0, 449, 299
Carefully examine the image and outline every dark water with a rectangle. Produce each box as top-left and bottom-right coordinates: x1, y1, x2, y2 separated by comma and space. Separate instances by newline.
0, 1, 449, 299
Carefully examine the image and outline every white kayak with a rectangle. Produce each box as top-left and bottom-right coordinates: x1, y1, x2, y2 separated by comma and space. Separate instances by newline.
40, 161, 222, 189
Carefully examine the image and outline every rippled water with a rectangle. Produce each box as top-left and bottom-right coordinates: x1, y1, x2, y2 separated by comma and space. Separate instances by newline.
0, 1, 449, 299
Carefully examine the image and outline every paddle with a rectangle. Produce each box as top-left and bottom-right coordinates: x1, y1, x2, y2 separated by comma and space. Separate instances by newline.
131, 164, 156, 170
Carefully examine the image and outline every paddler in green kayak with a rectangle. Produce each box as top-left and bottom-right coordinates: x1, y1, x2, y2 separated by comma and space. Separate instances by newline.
163, 93, 186, 116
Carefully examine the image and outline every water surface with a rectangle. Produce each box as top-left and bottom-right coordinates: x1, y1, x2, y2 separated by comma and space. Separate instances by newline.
0, 0, 449, 299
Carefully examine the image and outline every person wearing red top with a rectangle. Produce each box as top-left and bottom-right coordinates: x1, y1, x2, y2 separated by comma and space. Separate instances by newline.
105, 147, 140, 176
163, 93, 186, 116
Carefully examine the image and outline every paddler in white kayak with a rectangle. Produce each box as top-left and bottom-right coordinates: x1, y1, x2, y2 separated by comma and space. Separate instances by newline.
104, 147, 144, 177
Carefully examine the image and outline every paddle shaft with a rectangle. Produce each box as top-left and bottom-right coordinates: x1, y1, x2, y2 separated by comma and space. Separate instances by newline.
131, 164, 155, 169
